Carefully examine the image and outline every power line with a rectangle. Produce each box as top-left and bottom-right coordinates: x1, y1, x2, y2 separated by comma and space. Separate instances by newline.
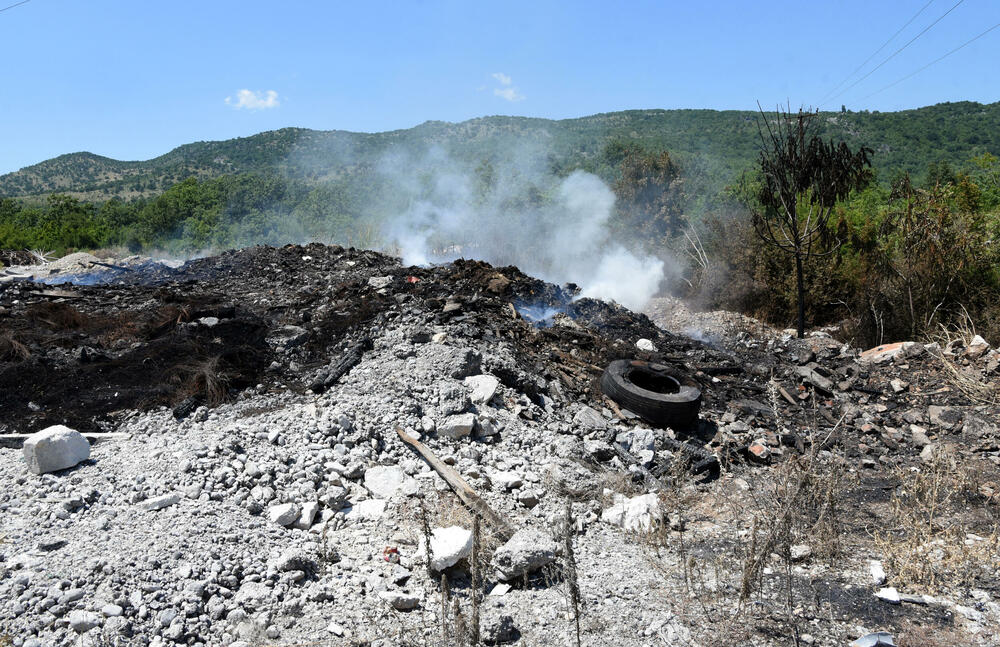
820, 0, 966, 109
859, 19, 1000, 101
0, 0, 31, 13
816, 0, 937, 107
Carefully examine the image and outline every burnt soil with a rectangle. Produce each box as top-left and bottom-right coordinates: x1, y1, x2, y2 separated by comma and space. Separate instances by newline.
0, 243, 754, 435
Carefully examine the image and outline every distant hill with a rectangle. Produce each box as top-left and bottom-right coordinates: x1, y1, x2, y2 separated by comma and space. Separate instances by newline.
3, 101, 999, 201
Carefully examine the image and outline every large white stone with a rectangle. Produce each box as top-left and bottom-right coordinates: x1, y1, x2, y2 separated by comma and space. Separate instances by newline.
292, 501, 319, 530
602, 493, 661, 531
364, 465, 406, 499
572, 406, 607, 432
491, 471, 523, 490
430, 526, 473, 571
464, 375, 500, 405
438, 413, 476, 439
492, 529, 558, 581
22, 425, 90, 475
267, 503, 300, 526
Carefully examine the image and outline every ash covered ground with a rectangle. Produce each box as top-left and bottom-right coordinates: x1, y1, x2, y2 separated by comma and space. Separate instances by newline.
1, 243, 999, 647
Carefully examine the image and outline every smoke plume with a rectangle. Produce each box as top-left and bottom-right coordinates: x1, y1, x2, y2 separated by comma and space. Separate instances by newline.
380, 147, 670, 310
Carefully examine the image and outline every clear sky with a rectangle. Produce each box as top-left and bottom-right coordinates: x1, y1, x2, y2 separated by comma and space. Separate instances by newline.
1, 0, 998, 174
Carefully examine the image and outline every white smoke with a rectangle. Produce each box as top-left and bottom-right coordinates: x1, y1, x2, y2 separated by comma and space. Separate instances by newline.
381, 147, 673, 311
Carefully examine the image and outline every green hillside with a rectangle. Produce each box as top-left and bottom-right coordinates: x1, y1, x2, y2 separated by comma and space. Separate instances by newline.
3, 101, 999, 201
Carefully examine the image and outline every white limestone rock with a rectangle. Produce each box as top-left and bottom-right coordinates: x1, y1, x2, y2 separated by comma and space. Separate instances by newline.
267, 502, 300, 526
364, 465, 406, 499
438, 413, 476, 439
22, 425, 90, 475
602, 493, 661, 531
464, 374, 500, 405
139, 492, 181, 512
430, 526, 473, 571
492, 529, 558, 581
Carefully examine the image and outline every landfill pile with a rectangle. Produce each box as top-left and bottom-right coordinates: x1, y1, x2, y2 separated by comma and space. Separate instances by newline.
0, 243, 998, 647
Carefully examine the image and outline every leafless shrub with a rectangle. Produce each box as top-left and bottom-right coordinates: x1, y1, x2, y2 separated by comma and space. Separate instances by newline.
28, 248, 54, 264
562, 501, 582, 647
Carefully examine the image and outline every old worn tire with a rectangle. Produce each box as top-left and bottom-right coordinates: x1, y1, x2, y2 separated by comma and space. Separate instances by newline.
600, 360, 701, 431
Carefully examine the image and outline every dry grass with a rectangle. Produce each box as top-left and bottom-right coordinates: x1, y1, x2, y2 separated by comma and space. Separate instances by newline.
873, 449, 1000, 594
399, 492, 505, 563
897, 620, 975, 646
931, 311, 999, 405
26, 302, 86, 330
176, 356, 229, 406
0, 332, 30, 361
98, 312, 141, 345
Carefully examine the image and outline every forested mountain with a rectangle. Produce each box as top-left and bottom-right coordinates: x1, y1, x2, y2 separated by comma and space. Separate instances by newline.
3, 101, 999, 201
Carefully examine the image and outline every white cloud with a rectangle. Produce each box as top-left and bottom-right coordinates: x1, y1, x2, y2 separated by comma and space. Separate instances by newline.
494, 87, 525, 102
225, 89, 280, 110
490, 72, 524, 102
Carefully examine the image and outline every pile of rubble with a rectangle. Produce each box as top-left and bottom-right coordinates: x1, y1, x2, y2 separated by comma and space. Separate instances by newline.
0, 243, 997, 647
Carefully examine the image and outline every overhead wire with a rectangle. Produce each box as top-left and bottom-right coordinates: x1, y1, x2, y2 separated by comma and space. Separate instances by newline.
858, 19, 1000, 101
0, 0, 31, 13
816, 0, 937, 107
819, 0, 966, 109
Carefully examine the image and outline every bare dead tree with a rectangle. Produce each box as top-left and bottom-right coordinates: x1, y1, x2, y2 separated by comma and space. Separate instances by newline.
746, 104, 872, 337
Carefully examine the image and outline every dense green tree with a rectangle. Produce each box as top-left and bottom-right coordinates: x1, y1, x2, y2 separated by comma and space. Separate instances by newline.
612, 146, 687, 242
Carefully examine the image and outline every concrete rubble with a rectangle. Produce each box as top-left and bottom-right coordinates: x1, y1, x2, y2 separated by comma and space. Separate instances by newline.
0, 243, 998, 646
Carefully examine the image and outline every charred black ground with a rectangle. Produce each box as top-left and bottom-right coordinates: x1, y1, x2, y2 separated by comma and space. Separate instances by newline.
0, 244, 738, 434
0, 242, 995, 470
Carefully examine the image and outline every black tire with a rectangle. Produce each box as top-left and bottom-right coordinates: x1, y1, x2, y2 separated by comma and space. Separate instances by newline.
600, 359, 701, 431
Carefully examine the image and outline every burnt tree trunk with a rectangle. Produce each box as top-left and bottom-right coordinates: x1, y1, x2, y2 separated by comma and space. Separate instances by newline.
795, 252, 806, 338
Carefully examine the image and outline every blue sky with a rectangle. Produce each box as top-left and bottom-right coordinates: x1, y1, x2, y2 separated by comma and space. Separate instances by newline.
1, 0, 998, 174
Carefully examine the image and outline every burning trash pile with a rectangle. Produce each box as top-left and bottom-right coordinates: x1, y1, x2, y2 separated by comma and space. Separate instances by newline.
1, 243, 998, 646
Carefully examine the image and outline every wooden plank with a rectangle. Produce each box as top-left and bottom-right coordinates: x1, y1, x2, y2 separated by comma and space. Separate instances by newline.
35, 289, 83, 299
0, 432, 130, 449
395, 427, 514, 541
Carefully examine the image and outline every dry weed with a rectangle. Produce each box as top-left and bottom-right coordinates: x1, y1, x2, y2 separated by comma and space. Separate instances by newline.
897, 619, 974, 647
26, 302, 86, 330
0, 333, 30, 361
98, 312, 141, 345
28, 248, 54, 264
873, 449, 1000, 593
178, 356, 229, 406
931, 311, 999, 405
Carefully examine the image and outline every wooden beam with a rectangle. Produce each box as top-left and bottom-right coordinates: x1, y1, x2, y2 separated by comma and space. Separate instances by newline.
396, 427, 514, 541
0, 432, 130, 449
